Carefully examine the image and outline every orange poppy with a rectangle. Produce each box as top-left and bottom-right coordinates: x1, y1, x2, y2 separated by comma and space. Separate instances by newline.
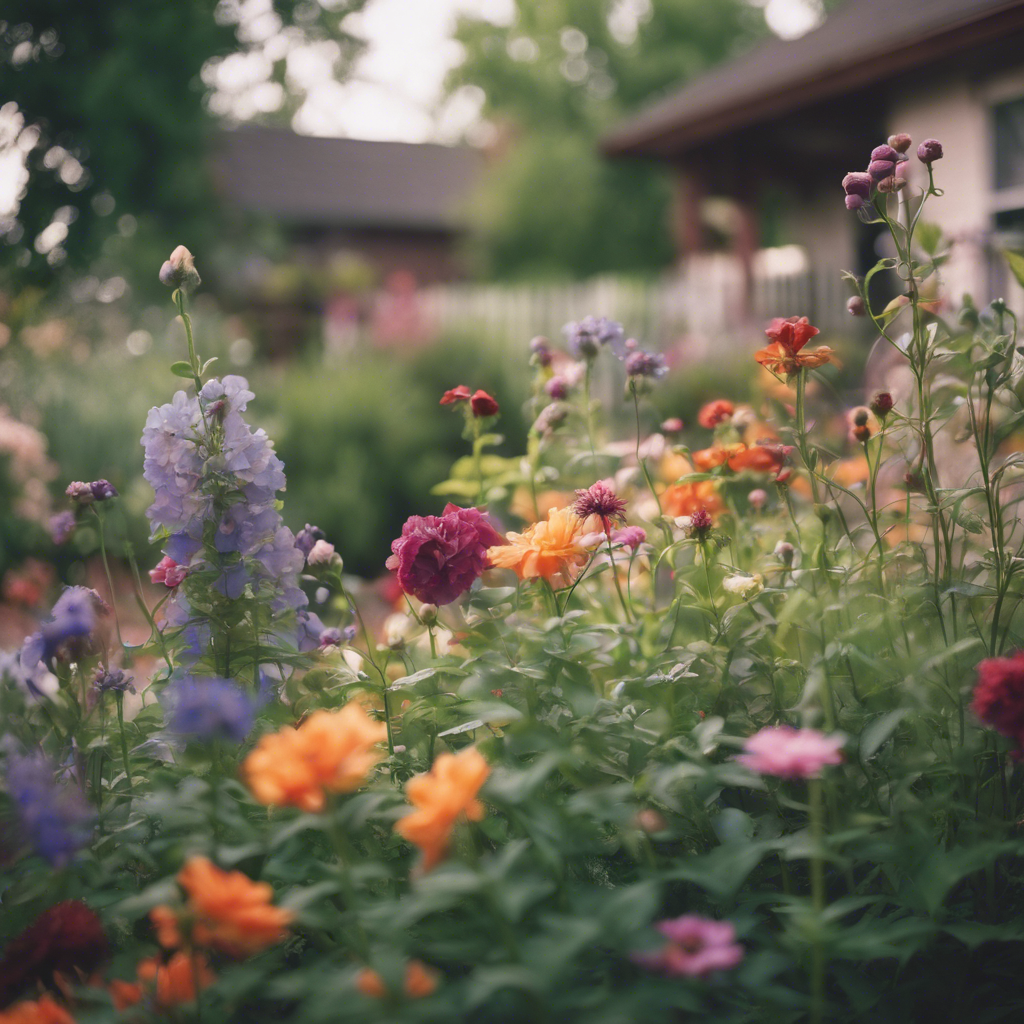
697, 399, 734, 429
356, 960, 439, 999
486, 506, 588, 585
136, 953, 214, 1009
165, 857, 293, 957
0, 997, 74, 1024
242, 703, 388, 812
394, 747, 490, 871
754, 316, 833, 377
661, 480, 724, 521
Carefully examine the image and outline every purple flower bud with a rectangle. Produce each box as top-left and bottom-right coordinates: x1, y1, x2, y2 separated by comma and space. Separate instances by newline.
89, 479, 118, 502
295, 523, 325, 558
888, 133, 912, 154
847, 296, 865, 316
868, 160, 896, 181
625, 350, 668, 379
529, 336, 553, 367
917, 138, 943, 164
94, 666, 135, 694
159, 245, 201, 291
871, 144, 899, 164
842, 172, 871, 198
845, 195, 864, 211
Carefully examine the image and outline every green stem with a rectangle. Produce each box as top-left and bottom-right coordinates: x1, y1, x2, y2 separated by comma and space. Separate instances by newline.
93, 508, 125, 652
116, 691, 134, 793
808, 776, 826, 1024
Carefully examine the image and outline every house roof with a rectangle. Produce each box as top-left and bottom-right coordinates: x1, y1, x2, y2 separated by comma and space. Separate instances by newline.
603, 0, 1024, 159
212, 126, 484, 231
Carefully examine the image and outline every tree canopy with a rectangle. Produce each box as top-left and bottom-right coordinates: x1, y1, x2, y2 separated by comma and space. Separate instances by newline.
0, 0, 365, 292
446, 0, 768, 280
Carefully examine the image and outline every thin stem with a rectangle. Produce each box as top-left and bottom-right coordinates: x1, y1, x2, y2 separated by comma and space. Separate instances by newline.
808, 776, 826, 1024
116, 691, 134, 793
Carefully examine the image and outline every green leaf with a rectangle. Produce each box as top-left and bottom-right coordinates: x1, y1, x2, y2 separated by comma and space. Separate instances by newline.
916, 221, 943, 255
859, 709, 909, 760
170, 360, 195, 378
1003, 249, 1024, 289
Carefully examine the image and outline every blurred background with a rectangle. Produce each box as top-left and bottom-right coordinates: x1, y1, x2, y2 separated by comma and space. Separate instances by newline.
3, 0, 1024, 598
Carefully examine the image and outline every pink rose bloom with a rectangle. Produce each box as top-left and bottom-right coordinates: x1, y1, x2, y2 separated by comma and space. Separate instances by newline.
149, 556, 187, 588
307, 539, 336, 565
736, 726, 844, 779
386, 504, 504, 606
633, 916, 744, 977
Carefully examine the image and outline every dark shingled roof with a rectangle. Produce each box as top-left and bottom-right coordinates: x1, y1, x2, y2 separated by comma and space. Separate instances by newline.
603, 0, 1024, 158
212, 126, 484, 231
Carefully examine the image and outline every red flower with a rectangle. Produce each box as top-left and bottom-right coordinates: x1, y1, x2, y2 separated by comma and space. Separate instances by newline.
470, 390, 499, 417
973, 652, 1024, 756
0, 901, 108, 1006
440, 386, 471, 406
386, 504, 504, 605
754, 316, 833, 377
697, 400, 734, 429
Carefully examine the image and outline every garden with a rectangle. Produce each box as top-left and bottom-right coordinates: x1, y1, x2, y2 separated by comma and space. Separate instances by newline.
4, 132, 1024, 1024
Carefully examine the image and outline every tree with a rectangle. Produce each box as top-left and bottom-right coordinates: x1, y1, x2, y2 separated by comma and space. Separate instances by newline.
0, 1, 365, 292
446, 0, 767, 280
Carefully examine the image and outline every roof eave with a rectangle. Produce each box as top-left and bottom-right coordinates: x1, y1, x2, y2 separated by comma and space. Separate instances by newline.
602, 1, 1024, 160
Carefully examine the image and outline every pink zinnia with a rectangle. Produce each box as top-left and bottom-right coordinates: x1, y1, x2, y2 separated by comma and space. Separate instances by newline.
149, 556, 188, 588
386, 504, 504, 606
736, 726, 844, 779
633, 916, 744, 977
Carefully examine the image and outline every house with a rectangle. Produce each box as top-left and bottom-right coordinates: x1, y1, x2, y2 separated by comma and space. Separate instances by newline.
212, 126, 484, 287
602, 0, 1024, 332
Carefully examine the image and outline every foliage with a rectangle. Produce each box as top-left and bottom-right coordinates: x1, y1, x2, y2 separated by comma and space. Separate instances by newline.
446, 0, 764, 279
5, 152, 1024, 1024
0, 1, 366, 292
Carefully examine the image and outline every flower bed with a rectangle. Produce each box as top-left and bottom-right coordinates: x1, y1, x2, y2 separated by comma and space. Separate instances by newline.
3, 136, 1024, 1023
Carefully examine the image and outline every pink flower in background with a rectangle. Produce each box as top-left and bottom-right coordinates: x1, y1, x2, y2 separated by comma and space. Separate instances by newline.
737, 726, 844, 779
387, 504, 503, 605
633, 916, 744, 977
149, 556, 187, 588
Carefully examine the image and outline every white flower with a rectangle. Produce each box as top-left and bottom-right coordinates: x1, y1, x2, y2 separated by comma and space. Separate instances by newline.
576, 530, 608, 552
384, 612, 415, 648
722, 573, 764, 598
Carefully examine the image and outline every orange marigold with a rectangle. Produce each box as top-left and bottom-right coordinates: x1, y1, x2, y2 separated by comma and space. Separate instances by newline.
486, 506, 588, 585
661, 481, 724, 521
754, 316, 833, 377
356, 961, 439, 999
0, 997, 74, 1024
171, 856, 293, 957
242, 703, 388, 812
137, 953, 214, 1009
394, 747, 490, 871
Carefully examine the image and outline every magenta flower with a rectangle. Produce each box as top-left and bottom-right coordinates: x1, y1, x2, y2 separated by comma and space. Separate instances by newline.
387, 504, 504, 605
150, 555, 188, 588
611, 526, 646, 551
736, 726, 844, 779
633, 916, 744, 977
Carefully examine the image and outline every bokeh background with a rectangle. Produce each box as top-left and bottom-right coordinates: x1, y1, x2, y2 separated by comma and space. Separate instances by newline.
2, 0, 1023, 592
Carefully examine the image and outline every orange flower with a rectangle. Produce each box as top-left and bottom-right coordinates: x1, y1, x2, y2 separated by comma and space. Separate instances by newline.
828, 455, 870, 487
137, 953, 214, 1009
395, 747, 490, 871
170, 856, 293, 957
242, 703, 388, 812
509, 487, 573, 524
108, 979, 143, 1012
486, 506, 588, 585
754, 316, 833, 377
728, 443, 789, 474
697, 399, 734, 429
149, 904, 182, 949
661, 481, 724, 521
0, 997, 74, 1024
691, 445, 734, 472
356, 961, 439, 999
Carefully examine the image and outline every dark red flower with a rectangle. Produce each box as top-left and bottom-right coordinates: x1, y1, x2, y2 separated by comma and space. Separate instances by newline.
440, 386, 471, 406
386, 504, 504, 605
973, 653, 1024, 756
572, 481, 627, 525
0, 901, 108, 1006
470, 390, 500, 417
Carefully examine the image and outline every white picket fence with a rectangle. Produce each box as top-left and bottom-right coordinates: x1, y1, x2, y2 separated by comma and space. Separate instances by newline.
418, 253, 852, 363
